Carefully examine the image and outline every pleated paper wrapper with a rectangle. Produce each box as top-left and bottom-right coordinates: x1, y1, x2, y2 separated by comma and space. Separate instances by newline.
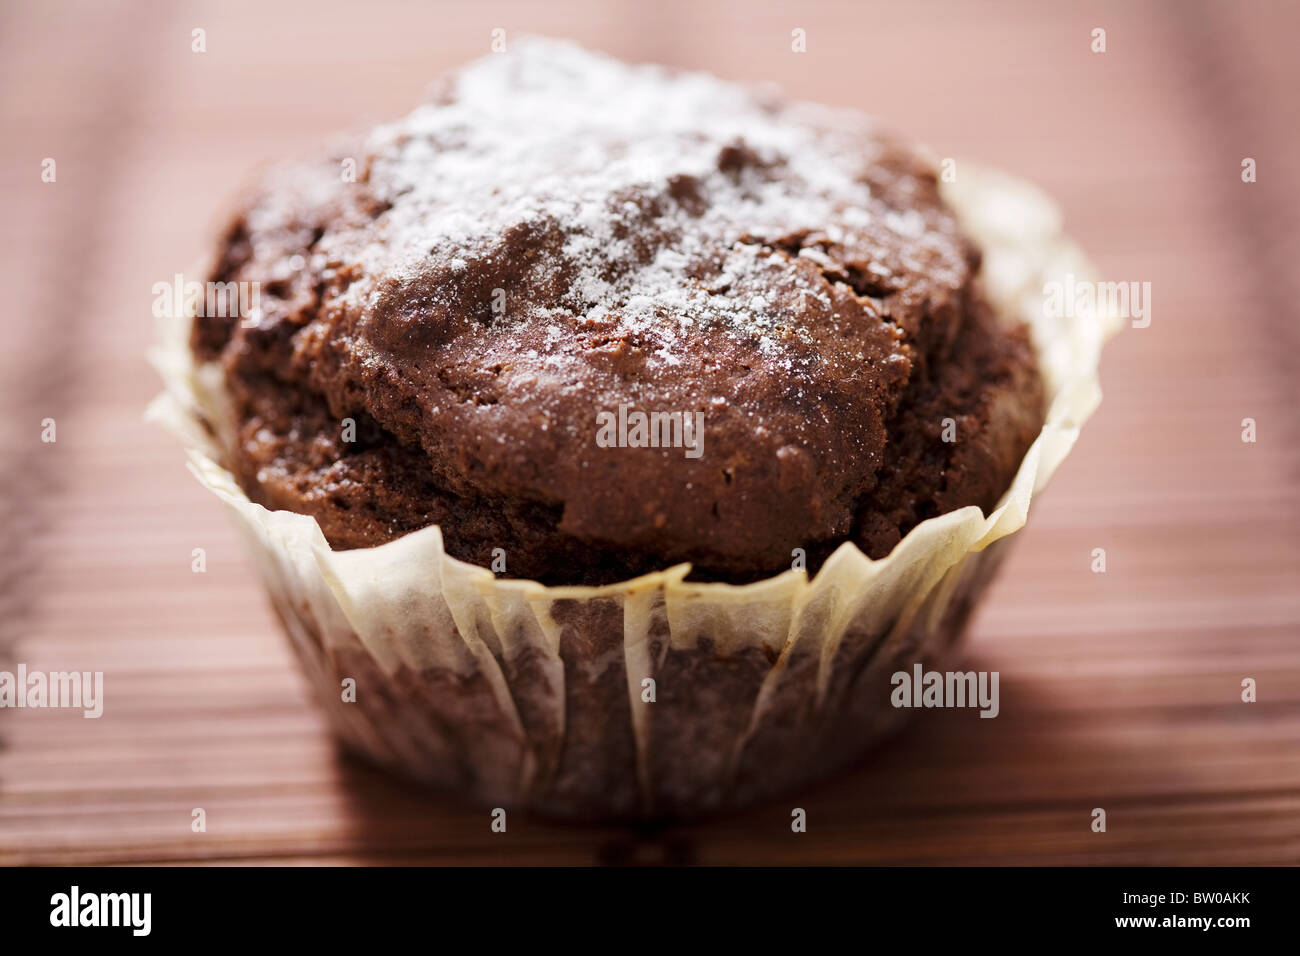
148, 166, 1121, 819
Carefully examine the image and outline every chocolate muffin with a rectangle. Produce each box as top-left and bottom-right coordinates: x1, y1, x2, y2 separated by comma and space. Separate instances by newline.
157, 39, 1111, 819
191, 40, 1043, 586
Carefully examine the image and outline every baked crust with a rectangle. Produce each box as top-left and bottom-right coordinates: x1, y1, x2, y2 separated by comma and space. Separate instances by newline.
193, 40, 1044, 585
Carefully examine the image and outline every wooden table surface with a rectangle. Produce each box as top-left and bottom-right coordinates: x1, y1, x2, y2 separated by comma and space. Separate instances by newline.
1, 0, 1297, 865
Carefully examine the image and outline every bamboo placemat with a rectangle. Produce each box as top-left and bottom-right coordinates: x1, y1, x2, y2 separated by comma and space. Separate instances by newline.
1, 0, 1297, 865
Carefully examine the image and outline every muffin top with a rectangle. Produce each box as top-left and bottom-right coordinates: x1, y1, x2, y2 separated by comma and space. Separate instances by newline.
193, 39, 1043, 585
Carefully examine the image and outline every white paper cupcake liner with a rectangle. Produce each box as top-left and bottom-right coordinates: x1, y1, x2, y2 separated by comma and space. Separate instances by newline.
148, 165, 1121, 818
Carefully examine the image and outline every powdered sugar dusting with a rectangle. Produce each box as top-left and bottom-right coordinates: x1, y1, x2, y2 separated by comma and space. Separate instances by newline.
343, 38, 931, 367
